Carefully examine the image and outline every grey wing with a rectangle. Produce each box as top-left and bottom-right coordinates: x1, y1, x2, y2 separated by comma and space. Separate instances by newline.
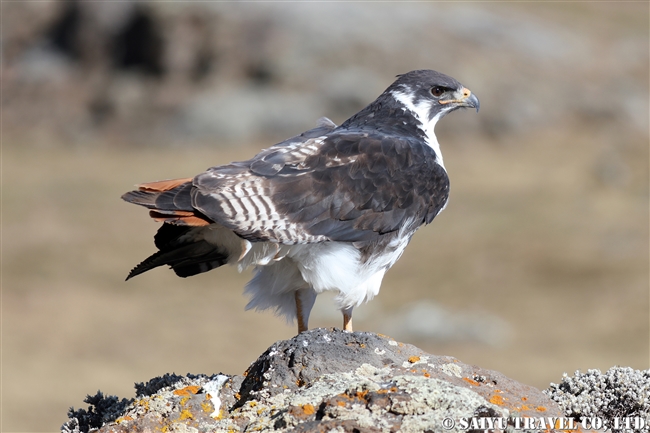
191, 130, 449, 244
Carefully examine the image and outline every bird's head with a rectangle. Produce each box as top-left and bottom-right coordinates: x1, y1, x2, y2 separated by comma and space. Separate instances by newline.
388, 69, 479, 125
339, 69, 479, 143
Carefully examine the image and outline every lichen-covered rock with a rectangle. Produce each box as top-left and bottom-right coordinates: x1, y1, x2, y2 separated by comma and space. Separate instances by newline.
545, 367, 650, 433
63, 328, 598, 433
237, 328, 561, 421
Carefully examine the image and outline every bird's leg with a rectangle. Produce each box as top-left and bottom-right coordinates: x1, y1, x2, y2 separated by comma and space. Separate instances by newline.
296, 292, 307, 333
295, 288, 317, 334
342, 306, 354, 332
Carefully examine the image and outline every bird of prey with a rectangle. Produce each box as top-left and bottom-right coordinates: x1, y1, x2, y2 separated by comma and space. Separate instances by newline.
122, 69, 479, 334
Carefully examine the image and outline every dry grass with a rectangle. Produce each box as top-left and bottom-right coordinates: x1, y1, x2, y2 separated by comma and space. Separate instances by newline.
3, 124, 648, 431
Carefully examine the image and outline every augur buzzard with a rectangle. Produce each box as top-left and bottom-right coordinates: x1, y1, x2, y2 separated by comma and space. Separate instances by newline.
122, 69, 479, 333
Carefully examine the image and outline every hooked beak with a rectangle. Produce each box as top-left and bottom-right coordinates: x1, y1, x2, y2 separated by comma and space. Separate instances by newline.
439, 87, 480, 112
465, 92, 480, 112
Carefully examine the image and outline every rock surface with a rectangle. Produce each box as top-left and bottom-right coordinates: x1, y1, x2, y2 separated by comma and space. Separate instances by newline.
62, 329, 601, 433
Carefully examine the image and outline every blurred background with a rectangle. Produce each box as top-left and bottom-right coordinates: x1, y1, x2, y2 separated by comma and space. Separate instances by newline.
2, 2, 648, 431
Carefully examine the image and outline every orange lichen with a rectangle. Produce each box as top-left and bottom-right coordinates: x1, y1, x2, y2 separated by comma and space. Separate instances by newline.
355, 390, 369, 399
337, 393, 353, 401
423, 372, 430, 378
115, 415, 133, 424
179, 409, 194, 420
235, 392, 241, 399
463, 377, 480, 386
201, 400, 213, 414
174, 386, 201, 396
302, 404, 315, 415
521, 405, 531, 411
376, 388, 397, 394
536, 406, 547, 412
408, 356, 420, 363
179, 396, 190, 407
489, 395, 505, 405
136, 399, 150, 411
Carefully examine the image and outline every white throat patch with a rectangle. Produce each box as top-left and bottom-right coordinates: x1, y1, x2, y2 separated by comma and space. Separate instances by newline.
391, 90, 446, 170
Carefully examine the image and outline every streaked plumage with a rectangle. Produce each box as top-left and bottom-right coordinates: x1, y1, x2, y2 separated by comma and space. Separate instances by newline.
122, 69, 479, 333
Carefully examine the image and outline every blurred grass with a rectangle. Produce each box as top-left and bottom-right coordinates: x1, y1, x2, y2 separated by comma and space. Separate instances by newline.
3, 122, 648, 431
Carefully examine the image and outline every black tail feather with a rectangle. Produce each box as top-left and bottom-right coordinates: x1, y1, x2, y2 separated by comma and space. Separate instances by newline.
126, 226, 230, 280
153, 223, 193, 250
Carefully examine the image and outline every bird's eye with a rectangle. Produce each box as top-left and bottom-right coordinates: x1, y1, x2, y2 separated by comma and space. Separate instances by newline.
430, 86, 445, 97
